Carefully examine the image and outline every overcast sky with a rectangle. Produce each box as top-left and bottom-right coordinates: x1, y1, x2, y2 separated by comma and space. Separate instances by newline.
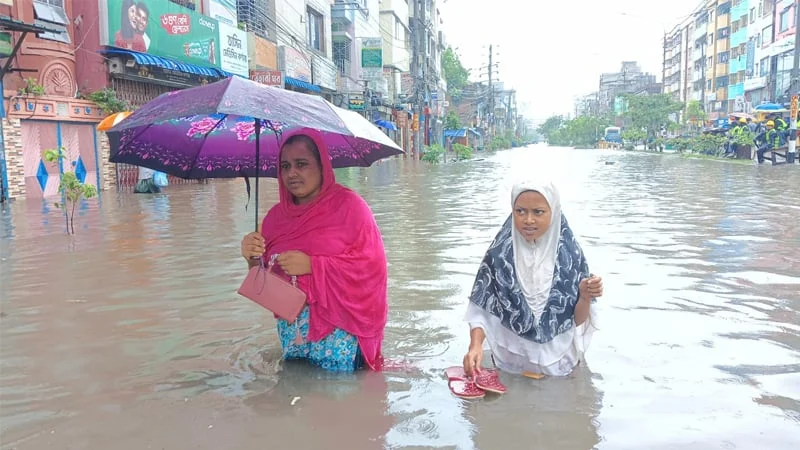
438, 0, 704, 123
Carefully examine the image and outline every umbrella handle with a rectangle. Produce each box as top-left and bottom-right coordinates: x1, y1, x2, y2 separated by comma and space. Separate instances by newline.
254, 118, 261, 231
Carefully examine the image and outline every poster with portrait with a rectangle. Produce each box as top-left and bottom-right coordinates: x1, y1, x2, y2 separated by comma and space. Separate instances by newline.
107, 0, 221, 69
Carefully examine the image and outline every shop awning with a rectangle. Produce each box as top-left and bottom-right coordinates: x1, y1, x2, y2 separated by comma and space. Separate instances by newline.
444, 128, 467, 138
374, 119, 397, 131
284, 76, 321, 93
100, 48, 220, 78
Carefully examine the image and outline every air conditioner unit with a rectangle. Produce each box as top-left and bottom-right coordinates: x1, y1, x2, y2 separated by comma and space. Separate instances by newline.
106, 56, 126, 74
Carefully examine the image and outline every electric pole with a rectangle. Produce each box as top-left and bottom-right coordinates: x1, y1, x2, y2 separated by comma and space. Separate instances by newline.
412, 0, 426, 161
488, 44, 494, 139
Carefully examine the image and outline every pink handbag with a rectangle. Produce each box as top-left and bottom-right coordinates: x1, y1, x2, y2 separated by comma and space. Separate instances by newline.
238, 254, 307, 322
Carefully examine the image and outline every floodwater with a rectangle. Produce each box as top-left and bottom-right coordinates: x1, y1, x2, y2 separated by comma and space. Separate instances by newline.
1, 146, 799, 450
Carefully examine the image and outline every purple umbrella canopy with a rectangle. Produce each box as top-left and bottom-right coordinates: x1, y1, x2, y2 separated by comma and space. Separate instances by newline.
107, 76, 404, 178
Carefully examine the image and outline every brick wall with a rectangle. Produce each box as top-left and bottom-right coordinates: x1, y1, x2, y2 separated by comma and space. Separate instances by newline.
2, 118, 25, 199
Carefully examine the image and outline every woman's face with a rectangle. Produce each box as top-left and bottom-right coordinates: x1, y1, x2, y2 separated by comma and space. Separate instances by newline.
280, 140, 323, 205
513, 190, 551, 242
127, 5, 137, 29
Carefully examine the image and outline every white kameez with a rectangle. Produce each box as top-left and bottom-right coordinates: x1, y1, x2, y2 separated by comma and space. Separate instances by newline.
465, 302, 597, 376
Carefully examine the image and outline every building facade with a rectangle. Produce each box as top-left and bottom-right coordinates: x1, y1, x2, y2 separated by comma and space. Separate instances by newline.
667, 0, 798, 117
1, 0, 105, 201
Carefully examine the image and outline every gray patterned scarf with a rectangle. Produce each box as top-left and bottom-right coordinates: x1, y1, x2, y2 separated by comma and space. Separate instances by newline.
468, 214, 590, 344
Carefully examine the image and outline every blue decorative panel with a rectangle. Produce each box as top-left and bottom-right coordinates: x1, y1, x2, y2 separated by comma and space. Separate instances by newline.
26, 102, 34, 111
13, 103, 20, 111
73, 107, 80, 114
36, 160, 49, 191
84, 107, 91, 115
43, 105, 50, 112
74, 157, 87, 183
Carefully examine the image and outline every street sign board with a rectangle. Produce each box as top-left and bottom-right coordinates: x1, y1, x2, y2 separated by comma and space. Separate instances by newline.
791, 95, 798, 121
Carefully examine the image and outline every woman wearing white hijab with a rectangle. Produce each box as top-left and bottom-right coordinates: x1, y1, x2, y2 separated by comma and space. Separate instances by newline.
463, 178, 603, 377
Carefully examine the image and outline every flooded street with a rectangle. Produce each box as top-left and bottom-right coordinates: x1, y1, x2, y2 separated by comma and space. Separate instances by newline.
1, 146, 799, 449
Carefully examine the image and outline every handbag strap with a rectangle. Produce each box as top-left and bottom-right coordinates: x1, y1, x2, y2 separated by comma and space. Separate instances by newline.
267, 253, 298, 287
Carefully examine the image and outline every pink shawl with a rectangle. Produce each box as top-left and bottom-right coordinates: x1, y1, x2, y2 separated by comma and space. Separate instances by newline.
261, 128, 389, 370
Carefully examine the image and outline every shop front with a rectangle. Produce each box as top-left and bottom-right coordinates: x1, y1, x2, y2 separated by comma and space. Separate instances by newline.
100, 0, 249, 189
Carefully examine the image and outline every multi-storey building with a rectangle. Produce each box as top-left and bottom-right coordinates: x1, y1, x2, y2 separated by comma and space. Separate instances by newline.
598, 61, 657, 114
671, 0, 798, 115
728, 0, 751, 112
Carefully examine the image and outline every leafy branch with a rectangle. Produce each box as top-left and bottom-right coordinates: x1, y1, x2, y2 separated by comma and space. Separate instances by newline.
85, 88, 130, 114
43, 147, 97, 235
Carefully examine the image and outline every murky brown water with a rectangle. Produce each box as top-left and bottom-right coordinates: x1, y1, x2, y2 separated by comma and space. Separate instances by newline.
1, 146, 799, 450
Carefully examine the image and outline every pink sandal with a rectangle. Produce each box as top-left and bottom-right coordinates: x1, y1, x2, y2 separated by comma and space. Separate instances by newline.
474, 369, 507, 394
444, 366, 485, 399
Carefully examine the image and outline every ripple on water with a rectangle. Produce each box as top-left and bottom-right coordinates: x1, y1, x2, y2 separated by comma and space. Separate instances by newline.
1, 149, 800, 449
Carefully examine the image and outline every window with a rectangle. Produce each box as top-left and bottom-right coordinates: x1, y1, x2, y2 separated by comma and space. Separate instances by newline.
707, 79, 713, 90
732, 0, 740, 6
762, 25, 773, 47
750, 8, 755, 23
33, 0, 70, 44
715, 75, 729, 88
779, 8, 792, 32
718, 2, 731, 15
732, 22, 740, 33
718, 51, 729, 64
307, 7, 324, 52
238, 0, 273, 39
709, 33, 714, 44
759, 56, 769, 76
718, 27, 730, 39
332, 39, 351, 77
731, 46, 740, 58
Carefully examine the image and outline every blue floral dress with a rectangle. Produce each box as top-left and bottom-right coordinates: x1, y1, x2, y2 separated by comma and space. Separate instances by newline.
277, 305, 364, 372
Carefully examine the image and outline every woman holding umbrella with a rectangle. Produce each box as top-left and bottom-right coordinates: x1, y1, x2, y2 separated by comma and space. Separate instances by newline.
240, 129, 389, 372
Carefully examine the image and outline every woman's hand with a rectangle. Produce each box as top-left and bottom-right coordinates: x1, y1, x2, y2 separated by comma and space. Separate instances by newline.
579, 275, 603, 301
241, 232, 265, 261
276, 251, 312, 276
463, 345, 484, 378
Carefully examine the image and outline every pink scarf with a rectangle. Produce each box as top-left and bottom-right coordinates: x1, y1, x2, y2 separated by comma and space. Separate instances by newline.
261, 128, 389, 370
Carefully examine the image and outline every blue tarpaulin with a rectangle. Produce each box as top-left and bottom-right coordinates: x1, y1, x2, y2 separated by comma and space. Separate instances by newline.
375, 119, 397, 131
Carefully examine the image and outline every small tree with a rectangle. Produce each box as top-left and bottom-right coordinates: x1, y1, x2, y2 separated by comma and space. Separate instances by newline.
44, 147, 98, 235
444, 111, 461, 130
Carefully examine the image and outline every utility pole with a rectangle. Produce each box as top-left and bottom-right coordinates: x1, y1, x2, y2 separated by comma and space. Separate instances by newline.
412, 0, 426, 161
488, 44, 494, 139
786, 0, 800, 164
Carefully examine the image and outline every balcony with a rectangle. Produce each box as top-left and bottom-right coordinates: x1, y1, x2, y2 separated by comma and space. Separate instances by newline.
332, 3, 356, 25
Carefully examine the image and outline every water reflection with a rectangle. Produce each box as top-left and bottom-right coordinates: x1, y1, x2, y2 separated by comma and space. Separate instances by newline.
1, 147, 798, 449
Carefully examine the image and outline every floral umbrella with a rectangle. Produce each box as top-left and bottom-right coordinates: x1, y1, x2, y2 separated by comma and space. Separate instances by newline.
106, 76, 403, 228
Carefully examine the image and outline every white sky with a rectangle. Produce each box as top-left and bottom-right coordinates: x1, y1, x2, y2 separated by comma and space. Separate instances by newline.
438, 0, 703, 123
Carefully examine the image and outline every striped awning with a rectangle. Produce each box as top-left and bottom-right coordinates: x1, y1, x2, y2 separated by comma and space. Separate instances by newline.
100, 48, 221, 78
284, 76, 322, 93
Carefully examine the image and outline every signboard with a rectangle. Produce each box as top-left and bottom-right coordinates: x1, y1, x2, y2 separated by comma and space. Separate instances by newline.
250, 70, 283, 87
312, 54, 337, 90
361, 37, 382, 68
348, 93, 365, 111
279, 46, 311, 82
791, 95, 798, 121
251, 34, 278, 69
119, 59, 215, 86
219, 22, 249, 76
208, 0, 237, 26
107, 0, 221, 69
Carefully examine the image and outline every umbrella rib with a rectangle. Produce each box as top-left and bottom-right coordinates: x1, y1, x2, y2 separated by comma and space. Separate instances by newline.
186, 114, 230, 177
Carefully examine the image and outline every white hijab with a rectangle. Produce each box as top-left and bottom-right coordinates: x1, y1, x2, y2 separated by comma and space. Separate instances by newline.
510, 179, 563, 319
